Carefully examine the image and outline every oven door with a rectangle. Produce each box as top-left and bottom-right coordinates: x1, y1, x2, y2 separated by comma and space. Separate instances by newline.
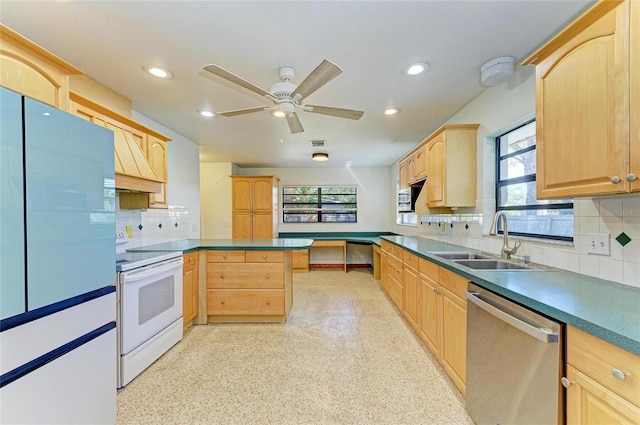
119, 257, 183, 355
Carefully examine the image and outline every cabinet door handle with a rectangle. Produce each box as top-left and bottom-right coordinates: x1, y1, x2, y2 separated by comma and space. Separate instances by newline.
611, 176, 622, 184
220, 300, 225, 305
220, 274, 225, 279
223, 254, 228, 259
262, 254, 267, 259
266, 300, 270, 306
265, 274, 270, 279
611, 368, 628, 381
561, 377, 572, 388
626, 173, 638, 182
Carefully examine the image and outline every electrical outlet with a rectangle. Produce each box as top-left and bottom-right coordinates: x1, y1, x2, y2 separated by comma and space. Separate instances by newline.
586, 233, 610, 255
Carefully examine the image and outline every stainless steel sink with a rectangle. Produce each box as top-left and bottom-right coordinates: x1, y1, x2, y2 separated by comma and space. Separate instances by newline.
453, 259, 532, 270
430, 252, 493, 260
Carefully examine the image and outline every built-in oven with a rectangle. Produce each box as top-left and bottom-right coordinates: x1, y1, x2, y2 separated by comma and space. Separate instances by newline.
116, 251, 183, 387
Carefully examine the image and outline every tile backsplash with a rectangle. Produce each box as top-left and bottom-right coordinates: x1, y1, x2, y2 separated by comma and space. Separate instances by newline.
115, 196, 193, 249
417, 195, 640, 288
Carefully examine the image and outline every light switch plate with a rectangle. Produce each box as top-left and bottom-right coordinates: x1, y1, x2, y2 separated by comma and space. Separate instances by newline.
586, 233, 610, 255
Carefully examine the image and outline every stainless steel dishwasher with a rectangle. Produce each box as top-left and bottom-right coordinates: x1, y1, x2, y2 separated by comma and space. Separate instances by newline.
466, 283, 563, 425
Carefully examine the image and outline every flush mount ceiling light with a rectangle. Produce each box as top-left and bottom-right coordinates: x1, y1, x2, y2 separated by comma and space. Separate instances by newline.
197, 110, 215, 118
403, 62, 429, 76
480, 56, 515, 86
384, 107, 399, 116
143, 65, 173, 79
312, 152, 329, 162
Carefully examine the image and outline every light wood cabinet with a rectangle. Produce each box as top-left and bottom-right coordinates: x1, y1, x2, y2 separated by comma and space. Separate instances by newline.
206, 250, 292, 322
408, 146, 427, 184
523, 0, 639, 198
402, 251, 420, 331
0, 24, 82, 111
425, 125, 478, 208
291, 249, 309, 272
381, 241, 403, 310
231, 176, 279, 239
69, 92, 171, 198
182, 251, 199, 326
417, 258, 467, 394
147, 135, 168, 209
399, 159, 409, 190
565, 326, 640, 424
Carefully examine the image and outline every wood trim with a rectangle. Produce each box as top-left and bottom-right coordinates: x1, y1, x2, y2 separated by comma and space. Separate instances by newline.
69, 92, 170, 141
0, 24, 83, 75
522, 0, 625, 65
115, 174, 162, 193
396, 123, 479, 164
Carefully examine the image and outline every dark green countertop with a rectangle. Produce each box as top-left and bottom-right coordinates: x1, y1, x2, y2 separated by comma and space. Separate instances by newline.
381, 235, 640, 355
278, 232, 394, 246
127, 238, 313, 253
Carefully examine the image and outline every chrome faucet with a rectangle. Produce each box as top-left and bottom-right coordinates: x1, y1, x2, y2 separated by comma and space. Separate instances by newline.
489, 211, 521, 260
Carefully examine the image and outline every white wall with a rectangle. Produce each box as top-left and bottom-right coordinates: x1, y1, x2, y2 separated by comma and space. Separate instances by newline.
397, 67, 640, 288
199, 162, 236, 239
240, 166, 391, 233
116, 111, 201, 248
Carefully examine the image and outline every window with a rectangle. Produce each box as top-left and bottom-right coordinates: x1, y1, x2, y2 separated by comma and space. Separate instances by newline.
496, 120, 573, 241
282, 186, 357, 223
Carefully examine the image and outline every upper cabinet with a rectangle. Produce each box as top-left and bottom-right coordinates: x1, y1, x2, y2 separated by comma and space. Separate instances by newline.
0, 24, 83, 111
398, 124, 478, 210
231, 176, 279, 239
69, 92, 171, 202
523, 0, 638, 198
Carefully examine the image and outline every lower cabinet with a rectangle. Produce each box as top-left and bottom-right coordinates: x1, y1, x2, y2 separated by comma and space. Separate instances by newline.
206, 250, 292, 322
182, 251, 199, 326
418, 257, 467, 394
565, 326, 640, 424
291, 249, 309, 272
380, 241, 468, 394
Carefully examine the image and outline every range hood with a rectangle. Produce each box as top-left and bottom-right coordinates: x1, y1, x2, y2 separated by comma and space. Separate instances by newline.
69, 92, 164, 193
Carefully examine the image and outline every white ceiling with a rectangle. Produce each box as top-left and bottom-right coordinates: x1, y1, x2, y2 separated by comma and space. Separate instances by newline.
1, 1, 594, 168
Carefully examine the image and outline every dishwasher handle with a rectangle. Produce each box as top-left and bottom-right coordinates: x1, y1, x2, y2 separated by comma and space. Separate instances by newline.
466, 291, 559, 344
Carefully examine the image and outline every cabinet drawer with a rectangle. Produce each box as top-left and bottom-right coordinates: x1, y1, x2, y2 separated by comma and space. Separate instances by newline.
568, 326, 640, 406
206, 250, 245, 263
291, 250, 309, 268
207, 289, 284, 315
183, 251, 198, 267
207, 263, 283, 289
402, 250, 419, 270
381, 241, 402, 258
439, 268, 467, 300
386, 275, 403, 309
419, 258, 439, 281
245, 250, 284, 263
387, 255, 403, 282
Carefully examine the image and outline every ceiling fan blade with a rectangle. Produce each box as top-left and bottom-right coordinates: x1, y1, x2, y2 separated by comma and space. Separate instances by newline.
290, 59, 343, 100
217, 106, 268, 117
286, 112, 304, 134
203, 64, 274, 100
306, 105, 364, 120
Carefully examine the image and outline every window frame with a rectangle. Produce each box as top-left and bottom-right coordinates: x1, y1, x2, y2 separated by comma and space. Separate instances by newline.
495, 119, 574, 242
282, 185, 358, 223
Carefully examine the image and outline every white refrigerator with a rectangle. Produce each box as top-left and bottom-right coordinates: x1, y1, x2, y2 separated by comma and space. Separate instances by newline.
0, 87, 117, 424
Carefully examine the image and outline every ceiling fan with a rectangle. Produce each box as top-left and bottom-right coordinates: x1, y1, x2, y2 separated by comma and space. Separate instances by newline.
202, 59, 364, 134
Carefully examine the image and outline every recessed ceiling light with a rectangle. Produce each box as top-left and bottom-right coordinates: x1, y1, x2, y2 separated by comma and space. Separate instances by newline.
403, 62, 429, 76
384, 107, 399, 116
197, 110, 215, 118
143, 65, 173, 79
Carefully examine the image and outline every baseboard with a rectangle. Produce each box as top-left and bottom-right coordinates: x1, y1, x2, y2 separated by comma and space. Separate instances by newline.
309, 263, 372, 269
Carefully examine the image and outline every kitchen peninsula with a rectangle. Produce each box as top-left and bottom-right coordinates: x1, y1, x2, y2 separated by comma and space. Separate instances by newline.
129, 239, 313, 324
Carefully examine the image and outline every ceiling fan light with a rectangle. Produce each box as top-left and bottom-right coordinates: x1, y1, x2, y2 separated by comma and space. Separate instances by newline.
312, 152, 329, 162
143, 65, 173, 79
272, 109, 286, 118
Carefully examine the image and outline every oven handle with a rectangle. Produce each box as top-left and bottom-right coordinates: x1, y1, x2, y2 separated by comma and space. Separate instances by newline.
122, 259, 183, 283
466, 290, 558, 343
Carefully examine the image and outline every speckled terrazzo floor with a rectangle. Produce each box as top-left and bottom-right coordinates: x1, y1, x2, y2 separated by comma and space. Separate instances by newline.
116, 269, 473, 425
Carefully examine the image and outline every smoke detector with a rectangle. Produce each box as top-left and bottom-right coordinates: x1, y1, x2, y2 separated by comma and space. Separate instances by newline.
481, 56, 515, 86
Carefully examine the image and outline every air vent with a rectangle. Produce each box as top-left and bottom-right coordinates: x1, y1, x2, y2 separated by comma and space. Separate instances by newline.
310, 140, 326, 147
